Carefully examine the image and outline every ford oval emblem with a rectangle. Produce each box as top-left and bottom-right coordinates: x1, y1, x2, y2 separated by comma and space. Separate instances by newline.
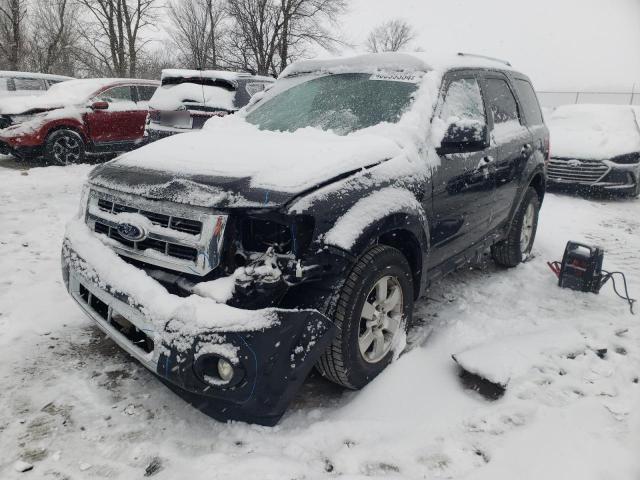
117, 222, 147, 242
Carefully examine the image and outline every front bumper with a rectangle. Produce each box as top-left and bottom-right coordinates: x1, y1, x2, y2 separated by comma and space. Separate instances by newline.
547, 158, 640, 191
62, 239, 335, 425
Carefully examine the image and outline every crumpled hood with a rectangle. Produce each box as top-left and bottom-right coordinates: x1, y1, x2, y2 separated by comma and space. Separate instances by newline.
89, 118, 403, 209
0, 95, 65, 115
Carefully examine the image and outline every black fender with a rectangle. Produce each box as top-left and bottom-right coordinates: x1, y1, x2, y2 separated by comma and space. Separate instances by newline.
505, 163, 546, 232
324, 210, 431, 299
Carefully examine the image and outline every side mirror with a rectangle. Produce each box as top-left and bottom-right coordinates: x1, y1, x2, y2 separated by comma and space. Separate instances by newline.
437, 120, 489, 155
90, 101, 109, 110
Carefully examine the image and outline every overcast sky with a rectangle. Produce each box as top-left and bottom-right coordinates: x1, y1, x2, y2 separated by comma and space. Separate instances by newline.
335, 0, 640, 92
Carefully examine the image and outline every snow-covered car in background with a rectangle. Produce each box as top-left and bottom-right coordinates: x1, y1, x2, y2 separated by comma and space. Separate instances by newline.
61, 52, 548, 425
547, 104, 640, 196
0, 78, 159, 165
0, 71, 74, 98
145, 69, 274, 142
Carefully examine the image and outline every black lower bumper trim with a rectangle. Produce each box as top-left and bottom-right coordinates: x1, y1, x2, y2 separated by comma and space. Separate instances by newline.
157, 310, 336, 425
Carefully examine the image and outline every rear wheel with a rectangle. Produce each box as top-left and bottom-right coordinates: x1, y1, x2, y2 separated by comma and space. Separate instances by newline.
45, 130, 85, 165
492, 187, 541, 267
317, 245, 414, 389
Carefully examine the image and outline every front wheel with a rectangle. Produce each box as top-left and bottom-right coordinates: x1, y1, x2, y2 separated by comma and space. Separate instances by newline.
317, 245, 414, 389
44, 130, 85, 165
491, 187, 541, 267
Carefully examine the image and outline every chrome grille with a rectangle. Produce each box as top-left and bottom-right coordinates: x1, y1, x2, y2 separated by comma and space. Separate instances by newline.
547, 158, 609, 185
86, 188, 227, 276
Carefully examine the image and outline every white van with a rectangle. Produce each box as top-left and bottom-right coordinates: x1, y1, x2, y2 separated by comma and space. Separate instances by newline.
0, 71, 74, 98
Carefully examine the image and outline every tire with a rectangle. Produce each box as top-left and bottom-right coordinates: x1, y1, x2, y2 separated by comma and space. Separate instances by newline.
317, 245, 414, 389
44, 130, 85, 165
491, 187, 541, 267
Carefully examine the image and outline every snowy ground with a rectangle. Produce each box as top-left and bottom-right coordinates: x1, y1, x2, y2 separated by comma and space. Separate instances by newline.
1, 154, 639, 479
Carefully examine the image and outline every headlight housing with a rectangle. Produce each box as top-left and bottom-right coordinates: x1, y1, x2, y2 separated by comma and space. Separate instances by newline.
610, 153, 640, 164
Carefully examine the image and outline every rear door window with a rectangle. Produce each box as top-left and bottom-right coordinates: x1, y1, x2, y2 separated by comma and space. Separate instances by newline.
514, 79, 544, 125
14, 77, 46, 91
484, 78, 521, 125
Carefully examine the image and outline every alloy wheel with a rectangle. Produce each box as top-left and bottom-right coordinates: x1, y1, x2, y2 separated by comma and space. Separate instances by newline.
358, 275, 404, 363
520, 202, 535, 253
52, 135, 81, 165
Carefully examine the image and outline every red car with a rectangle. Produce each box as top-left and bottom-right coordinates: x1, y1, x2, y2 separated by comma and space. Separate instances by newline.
0, 78, 159, 165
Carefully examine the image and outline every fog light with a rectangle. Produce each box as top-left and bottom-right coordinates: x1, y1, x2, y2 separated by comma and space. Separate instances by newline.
217, 358, 234, 382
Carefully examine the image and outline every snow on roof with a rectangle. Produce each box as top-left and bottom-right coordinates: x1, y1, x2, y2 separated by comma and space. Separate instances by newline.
161, 69, 274, 84
549, 104, 640, 160
0, 71, 74, 81
0, 78, 157, 114
281, 51, 515, 78
150, 83, 236, 111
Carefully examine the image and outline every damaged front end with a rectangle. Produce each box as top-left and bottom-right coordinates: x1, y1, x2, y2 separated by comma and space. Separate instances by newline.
62, 185, 342, 425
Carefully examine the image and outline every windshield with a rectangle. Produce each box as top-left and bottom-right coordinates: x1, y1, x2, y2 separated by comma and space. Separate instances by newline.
245, 73, 420, 135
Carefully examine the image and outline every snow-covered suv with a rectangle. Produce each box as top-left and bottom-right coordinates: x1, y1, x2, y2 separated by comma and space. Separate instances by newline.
62, 53, 548, 425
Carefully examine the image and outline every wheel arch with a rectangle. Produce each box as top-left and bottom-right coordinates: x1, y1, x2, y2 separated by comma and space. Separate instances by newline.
529, 170, 546, 203
328, 211, 430, 300
45, 124, 89, 145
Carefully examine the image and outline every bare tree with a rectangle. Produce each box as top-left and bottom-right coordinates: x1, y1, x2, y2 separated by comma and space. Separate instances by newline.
225, 0, 346, 75
225, 0, 282, 75
167, 0, 225, 69
76, 0, 159, 77
0, 0, 27, 70
365, 19, 416, 53
27, 0, 80, 76
278, 0, 346, 72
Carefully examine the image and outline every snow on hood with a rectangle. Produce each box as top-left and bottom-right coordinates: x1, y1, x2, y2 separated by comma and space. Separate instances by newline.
549, 104, 640, 160
98, 117, 403, 196
149, 83, 236, 111
93, 60, 444, 208
0, 78, 125, 114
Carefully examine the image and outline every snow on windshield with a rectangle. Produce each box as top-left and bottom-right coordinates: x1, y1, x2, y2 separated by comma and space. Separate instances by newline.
549, 104, 640, 160
245, 72, 422, 135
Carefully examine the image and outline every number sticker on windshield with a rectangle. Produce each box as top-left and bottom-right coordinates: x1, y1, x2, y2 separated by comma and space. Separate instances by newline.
370, 72, 421, 83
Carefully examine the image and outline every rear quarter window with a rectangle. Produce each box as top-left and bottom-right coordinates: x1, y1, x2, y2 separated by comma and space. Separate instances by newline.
14, 77, 46, 91
137, 85, 157, 102
0, 77, 8, 91
484, 78, 520, 125
514, 79, 544, 125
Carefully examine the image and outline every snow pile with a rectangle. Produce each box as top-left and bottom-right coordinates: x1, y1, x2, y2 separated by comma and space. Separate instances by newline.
452, 327, 588, 386
324, 187, 425, 249
548, 104, 640, 160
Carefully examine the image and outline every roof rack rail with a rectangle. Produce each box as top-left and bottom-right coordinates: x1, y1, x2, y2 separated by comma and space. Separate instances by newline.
457, 52, 512, 67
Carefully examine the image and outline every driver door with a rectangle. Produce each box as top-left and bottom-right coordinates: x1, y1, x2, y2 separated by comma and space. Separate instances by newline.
427, 72, 498, 269
85, 85, 141, 145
